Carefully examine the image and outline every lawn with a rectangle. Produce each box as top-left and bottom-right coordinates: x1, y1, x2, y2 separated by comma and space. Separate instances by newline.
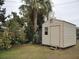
0, 41, 79, 59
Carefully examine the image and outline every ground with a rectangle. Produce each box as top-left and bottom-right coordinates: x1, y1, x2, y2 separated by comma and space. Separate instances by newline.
0, 40, 79, 59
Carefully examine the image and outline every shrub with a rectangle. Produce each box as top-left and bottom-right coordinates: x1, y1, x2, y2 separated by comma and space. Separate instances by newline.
0, 30, 12, 49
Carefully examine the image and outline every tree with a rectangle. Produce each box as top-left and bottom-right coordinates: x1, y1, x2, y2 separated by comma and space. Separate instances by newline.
0, 0, 12, 49
6, 12, 27, 45
0, 0, 6, 23
19, 0, 51, 43
0, 0, 4, 6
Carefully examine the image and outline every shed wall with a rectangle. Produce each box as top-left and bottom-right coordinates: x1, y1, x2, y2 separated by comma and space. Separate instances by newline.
42, 21, 50, 45
50, 20, 64, 47
64, 22, 76, 47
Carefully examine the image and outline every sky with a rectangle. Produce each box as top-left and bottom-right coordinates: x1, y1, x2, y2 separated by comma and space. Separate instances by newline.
2, 0, 79, 26
2, 0, 22, 16
51, 0, 79, 26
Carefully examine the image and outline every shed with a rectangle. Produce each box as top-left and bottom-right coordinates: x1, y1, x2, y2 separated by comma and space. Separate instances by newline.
42, 18, 76, 48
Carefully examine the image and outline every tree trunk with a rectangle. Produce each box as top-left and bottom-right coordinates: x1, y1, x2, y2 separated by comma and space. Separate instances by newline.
33, 9, 38, 43
34, 10, 37, 32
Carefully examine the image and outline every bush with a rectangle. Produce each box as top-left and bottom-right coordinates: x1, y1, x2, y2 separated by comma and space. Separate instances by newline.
0, 30, 12, 49
9, 28, 28, 45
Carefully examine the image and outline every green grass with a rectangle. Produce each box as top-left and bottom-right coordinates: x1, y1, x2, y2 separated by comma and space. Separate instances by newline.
0, 44, 53, 59
0, 41, 79, 59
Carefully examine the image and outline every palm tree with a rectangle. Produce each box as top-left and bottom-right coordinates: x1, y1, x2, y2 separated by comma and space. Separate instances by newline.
19, 0, 52, 43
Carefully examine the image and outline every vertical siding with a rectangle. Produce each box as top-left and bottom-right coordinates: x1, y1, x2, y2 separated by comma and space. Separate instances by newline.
50, 20, 64, 47
42, 21, 50, 45
50, 25, 60, 47
42, 19, 76, 48
64, 22, 76, 48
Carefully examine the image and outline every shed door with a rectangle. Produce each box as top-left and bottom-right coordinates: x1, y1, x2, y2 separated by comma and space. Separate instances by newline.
50, 26, 60, 47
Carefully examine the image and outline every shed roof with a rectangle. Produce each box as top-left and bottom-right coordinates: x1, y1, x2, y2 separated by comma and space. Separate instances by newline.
44, 18, 76, 26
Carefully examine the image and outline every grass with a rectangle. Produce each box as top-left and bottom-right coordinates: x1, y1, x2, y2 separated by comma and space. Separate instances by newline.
0, 41, 79, 59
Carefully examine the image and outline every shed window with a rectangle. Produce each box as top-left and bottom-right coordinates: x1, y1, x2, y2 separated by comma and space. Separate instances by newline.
45, 27, 48, 35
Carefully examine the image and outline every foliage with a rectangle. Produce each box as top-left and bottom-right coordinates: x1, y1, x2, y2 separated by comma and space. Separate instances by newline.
0, 0, 12, 49
25, 19, 34, 42
19, 0, 51, 43
0, 0, 4, 5
0, 0, 6, 23
0, 29, 11, 49
0, 1, 28, 49
0, 11, 27, 49
6, 12, 27, 45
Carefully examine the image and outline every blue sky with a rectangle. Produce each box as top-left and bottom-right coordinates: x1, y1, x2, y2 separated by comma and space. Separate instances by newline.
3, 0, 79, 26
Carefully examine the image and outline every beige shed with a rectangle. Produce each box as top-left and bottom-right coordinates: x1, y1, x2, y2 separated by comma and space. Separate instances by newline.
42, 18, 76, 48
